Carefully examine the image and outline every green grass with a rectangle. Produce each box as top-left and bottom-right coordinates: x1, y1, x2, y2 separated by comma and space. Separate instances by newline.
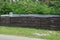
0, 26, 60, 40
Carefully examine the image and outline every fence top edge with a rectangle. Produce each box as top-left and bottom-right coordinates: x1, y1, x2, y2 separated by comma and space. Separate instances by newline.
0, 14, 60, 17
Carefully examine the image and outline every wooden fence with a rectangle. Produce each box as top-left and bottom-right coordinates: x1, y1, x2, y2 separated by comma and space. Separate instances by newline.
0, 15, 60, 30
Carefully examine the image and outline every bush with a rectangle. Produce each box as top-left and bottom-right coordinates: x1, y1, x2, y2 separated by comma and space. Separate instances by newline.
10, 0, 50, 14
50, 7, 60, 15
49, 1, 60, 15
0, 2, 12, 14
0, 0, 60, 15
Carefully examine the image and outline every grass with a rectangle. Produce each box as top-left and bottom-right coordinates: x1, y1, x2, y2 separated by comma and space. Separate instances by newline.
0, 26, 60, 40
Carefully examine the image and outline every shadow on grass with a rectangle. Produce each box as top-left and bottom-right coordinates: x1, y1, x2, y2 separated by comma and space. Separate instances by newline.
0, 25, 60, 31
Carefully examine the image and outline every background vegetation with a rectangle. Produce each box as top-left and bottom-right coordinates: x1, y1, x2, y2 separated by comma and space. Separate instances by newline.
0, 0, 60, 15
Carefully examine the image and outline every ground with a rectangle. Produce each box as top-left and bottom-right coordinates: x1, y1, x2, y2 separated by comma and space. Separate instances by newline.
0, 34, 44, 40
0, 26, 60, 40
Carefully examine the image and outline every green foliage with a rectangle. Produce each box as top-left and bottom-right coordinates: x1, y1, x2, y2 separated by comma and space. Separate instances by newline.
0, 0, 51, 14
0, 2, 12, 14
50, 7, 60, 15
0, 0, 60, 15
49, 1, 60, 15
11, 0, 50, 14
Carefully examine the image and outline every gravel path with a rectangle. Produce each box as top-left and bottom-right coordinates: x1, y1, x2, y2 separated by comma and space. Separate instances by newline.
0, 34, 45, 40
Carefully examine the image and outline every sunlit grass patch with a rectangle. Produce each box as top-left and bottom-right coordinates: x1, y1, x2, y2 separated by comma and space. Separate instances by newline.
0, 26, 60, 40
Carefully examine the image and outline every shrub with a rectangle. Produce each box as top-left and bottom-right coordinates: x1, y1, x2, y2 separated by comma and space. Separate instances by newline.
11, 0, 50, 14
0, 2, 12, 14
0, 0, 60, 15
50, 7, 60, 15
49, 1, 60, 15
